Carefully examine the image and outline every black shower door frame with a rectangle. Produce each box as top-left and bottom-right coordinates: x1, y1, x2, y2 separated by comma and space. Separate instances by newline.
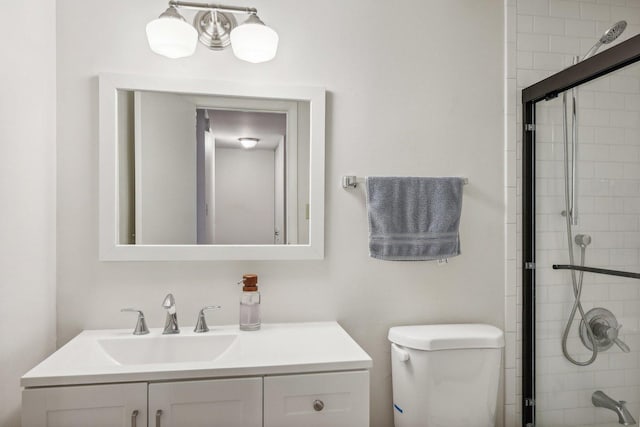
521, 33, 640, 427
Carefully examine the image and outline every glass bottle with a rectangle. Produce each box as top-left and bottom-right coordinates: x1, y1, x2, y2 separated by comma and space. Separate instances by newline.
239, 274, 261, 331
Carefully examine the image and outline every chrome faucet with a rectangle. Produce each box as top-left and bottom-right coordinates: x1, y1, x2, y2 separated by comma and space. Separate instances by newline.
194, 305, 222, 333
162, 293, 180, 334
120, 308, 149, 335
593, 391, 636, 425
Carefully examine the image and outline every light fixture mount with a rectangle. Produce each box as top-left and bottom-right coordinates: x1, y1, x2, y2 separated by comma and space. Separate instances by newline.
194, 10, 237, 50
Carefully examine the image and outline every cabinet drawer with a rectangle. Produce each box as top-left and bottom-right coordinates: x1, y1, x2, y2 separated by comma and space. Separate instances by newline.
264, 370, 369, 427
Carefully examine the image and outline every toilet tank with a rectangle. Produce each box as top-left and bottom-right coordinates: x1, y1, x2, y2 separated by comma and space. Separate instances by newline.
388, 324, 504, 427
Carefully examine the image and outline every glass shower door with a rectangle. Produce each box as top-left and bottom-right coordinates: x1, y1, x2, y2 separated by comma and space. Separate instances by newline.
534, 61, 640, 426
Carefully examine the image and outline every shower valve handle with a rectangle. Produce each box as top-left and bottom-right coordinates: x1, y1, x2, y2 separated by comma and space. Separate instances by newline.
610, 325, 631, 353
602, 323, 631, 353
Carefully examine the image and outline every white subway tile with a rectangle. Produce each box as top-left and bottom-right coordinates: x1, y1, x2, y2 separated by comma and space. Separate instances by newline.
595, 370, 628, 388
534, 16, 566, 34
609, 352, 639, 369
594, 162, 625, 179
550, 0, 582, 18
518, 0, 550, 16
580, 144, 610, 161
517, 14, 534, 32
562, 407, 596, 426
611, 110, 640, 129
595, 126, 626, 144
534, 52, 569, 69
609, 214, 640, 231
580, 2, 611, 19
610, 75, 640, 93
592, 92, 627, 110
549, 35, 582, 54
625, 93, 640, 111
517, 49, 533, 69
565, 18, 597, 36
517, 32, 550, 51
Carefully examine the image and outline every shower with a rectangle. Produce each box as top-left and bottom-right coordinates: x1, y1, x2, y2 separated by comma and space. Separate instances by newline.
560, 21, 628, 366
522, 17, 640, 427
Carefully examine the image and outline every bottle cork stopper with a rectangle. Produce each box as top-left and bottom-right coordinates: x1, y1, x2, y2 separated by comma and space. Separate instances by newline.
242, 274, 258, 291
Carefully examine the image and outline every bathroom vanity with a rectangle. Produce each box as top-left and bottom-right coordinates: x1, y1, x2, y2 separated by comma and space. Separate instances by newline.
21, 322, 371, 427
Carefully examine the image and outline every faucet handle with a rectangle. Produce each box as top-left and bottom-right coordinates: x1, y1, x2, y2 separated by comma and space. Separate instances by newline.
121, 308, 149, 335
194, 306, 222, 333
611, 325, 631, 353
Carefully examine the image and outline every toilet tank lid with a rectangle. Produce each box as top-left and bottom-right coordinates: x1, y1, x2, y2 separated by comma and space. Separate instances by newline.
388, 324, 504, 351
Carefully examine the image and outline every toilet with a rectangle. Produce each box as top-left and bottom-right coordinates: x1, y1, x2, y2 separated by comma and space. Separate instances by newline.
388, 323, 504, 427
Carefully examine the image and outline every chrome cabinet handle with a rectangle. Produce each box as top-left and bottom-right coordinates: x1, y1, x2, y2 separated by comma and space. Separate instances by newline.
131, 410, 138, 427
155, 409, 163, 427
313, 399, 324, 411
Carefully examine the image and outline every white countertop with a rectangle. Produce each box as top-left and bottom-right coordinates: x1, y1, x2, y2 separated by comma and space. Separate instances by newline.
21, 321, 372, 388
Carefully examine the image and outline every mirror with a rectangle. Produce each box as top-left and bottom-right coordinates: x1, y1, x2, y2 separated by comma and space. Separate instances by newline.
99, 74, 325, 260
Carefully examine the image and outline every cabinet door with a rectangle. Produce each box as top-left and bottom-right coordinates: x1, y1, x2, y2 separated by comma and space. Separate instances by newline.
22, 383, 147, 427
149, 377, 262, 427
264, 370, 369, 427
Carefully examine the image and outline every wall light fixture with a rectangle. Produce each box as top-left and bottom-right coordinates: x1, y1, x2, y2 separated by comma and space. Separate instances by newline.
146, 1, 278, 63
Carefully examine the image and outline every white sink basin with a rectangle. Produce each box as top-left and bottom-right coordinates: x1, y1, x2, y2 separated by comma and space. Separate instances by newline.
22, 322, 373, 388
98, 334, 237, 365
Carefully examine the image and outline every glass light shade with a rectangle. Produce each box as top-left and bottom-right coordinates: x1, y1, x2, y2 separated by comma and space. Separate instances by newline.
230, 20, 279, 63
239, 138, 259, 149
146, 16, 198, 59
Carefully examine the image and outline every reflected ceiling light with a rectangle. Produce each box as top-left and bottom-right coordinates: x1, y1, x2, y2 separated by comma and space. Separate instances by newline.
239, 137, 259, 149
146, 1, 278, 63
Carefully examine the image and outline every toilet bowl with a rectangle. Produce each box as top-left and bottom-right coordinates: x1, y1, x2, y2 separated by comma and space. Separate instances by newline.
388, 323, 504, 427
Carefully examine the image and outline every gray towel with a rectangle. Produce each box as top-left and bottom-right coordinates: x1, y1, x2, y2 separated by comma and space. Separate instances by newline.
366, 177, 464, 261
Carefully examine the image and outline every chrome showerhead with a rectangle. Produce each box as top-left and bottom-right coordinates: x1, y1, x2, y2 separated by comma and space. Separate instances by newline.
583, 21, 628, 60
600, 20, 627, 44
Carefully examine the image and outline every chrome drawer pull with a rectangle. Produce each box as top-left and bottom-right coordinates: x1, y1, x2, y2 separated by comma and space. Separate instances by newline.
131, 410, 139, 427
155, 409, 163, 427
313, 399, 324, 411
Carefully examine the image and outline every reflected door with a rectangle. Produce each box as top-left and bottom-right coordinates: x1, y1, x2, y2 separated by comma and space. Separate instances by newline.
134, 91, 197, 244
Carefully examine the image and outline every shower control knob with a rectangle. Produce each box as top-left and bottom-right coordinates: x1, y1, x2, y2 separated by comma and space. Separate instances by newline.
580, 308, 631, 353
610, 325, 631, 353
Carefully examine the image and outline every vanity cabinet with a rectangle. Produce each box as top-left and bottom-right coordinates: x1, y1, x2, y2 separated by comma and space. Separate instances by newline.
22, 372, 368, 427
21, 323, 372, 427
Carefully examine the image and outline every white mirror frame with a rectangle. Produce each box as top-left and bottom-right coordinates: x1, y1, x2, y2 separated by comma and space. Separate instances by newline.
99, 73, 325, 261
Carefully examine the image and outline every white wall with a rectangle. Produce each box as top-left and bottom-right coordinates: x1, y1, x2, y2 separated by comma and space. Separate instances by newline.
56, 1, 504, 426
0, 1, 57, 425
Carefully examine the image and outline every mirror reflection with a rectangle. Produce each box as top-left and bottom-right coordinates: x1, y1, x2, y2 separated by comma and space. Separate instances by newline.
117, 90, 310, 246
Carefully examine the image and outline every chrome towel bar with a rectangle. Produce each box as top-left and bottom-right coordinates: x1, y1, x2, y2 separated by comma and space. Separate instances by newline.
341, 176, 469, 189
